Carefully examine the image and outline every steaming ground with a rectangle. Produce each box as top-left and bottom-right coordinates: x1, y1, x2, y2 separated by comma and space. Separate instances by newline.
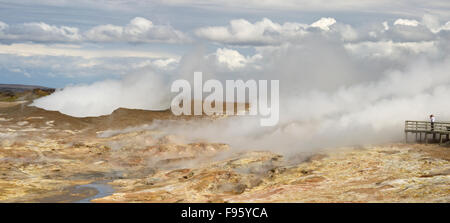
32, 53, 450, 154
32, 73, 170, 117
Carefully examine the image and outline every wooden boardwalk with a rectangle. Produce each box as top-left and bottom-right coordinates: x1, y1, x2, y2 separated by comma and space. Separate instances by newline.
405, 120, 450, 144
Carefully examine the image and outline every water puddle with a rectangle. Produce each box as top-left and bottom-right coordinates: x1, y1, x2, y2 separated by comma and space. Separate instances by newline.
30, 180, 115, 203
74, 180, 115, 203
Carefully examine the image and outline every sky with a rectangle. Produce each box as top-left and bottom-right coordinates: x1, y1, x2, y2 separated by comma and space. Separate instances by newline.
1, 0, 449, 88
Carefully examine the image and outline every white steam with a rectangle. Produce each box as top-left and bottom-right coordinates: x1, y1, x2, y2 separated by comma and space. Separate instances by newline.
31, 17, 450, 153
130, 56, 450, 155
32, 72, 170, 117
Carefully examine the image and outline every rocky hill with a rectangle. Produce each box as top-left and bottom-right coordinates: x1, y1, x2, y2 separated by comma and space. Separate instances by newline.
0, 84, 55, 102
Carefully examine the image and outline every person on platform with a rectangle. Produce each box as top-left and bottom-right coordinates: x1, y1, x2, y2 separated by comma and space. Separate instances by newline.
430, 114, 435, 131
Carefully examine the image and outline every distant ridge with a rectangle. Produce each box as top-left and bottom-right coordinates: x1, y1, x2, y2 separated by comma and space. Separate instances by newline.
0, 84, 55, 102
0, 84, 54, 92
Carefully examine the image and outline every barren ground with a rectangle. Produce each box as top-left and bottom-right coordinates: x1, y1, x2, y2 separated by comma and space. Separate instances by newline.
0, 102, 449, 203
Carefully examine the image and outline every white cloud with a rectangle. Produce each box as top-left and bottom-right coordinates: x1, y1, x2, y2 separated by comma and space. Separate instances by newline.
389, 21, 435, 42
152, 58, 178, 69
0, 43, 180, 78
195, 16, 448, 46
359, 19, 437, 42
442, 21, 450, 31
333, 23, 358, 41
421, 14, 450, 33
344, 41, 438, 59
0, 43, 178, 59
84, 24, 123, 42
0, 21, 8, 30
195, 18, 310, 45
0, 21, 82, 42
383, 21, 389, 31
422, 14, 441, 33
194, 17, 348, 45
215, 48, 246, 69
394, 19, 419, 27
214, 48, 261, 70
0, 17, 188, 44
310, 17, 336, 31
85, 17, 189, 43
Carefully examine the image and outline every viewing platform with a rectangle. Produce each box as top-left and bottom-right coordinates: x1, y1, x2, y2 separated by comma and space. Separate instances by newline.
405, 120, 450, 144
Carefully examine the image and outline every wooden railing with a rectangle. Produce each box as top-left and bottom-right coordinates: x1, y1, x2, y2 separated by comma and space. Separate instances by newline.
405, 120, 450, 133
405, 120, 450, 144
